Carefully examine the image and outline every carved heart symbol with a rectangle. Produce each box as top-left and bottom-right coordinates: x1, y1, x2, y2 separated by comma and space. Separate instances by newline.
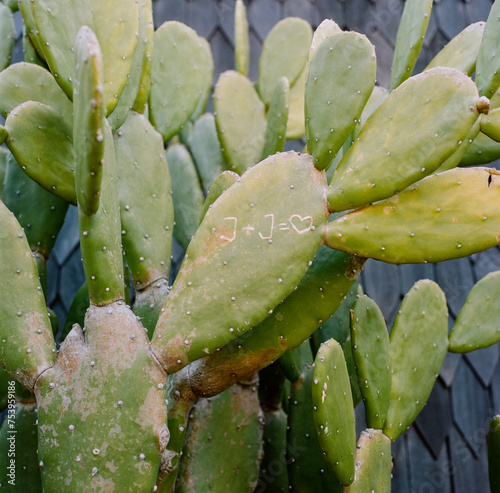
290, 215, 313, 235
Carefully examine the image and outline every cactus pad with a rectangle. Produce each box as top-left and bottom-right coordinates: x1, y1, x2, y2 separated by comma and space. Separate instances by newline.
383, 280, 448, 442
326, 167, 500, 263
312, 338, 356, 485
151, 151, 328, 373
449, 271, 500, 352
328, 68, 480, 212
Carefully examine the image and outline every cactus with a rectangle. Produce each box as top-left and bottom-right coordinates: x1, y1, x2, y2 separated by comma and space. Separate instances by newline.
0, 1, 499, 490
489, 415, 500, 493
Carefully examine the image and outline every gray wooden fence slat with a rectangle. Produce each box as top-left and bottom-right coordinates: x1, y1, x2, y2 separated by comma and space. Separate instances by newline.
450, 360, 491, 457
434, 0, 469, 40
436, 258, 475, 319
472, 248, 500, 282
362, 259, 401, 325
465, 345, 500, 387
391, 436, 410, 493
414, 379, 453, 460
440, 351, 462, 387
406, 426, 453, 493
449, 427, 490, 493
399, 263, 436, 295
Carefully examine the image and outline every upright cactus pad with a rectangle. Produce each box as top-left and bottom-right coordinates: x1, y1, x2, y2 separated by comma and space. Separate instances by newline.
115, 111, 174, 290
73, 26, 105, 215
166, 143, 205, 250
390, 0, 433, 90
489, 415, 500, 493
449, 271, 500, 352
234, 0, 249, 77
312, 339, 356, 485
32, 0, 139, 114
149, 21, 211, 142
258, 17, 312, 106
328, 68, 481, 212
383, 280, 449, 442
0, 3, 15, 72
425, 22, 485, 76
261, 76, 289, 160
350, 295, 391, 430
0, 200, 56, 390
326, 167, 500, 263
176, 380, 264, 493
189, 113, 227, 194
35, 304, 168, 492
214, 70, 267, 175
151, 151, 329, 373
305, 31, 376, 170
344, 429, 392, 492
475, 0, 500, 98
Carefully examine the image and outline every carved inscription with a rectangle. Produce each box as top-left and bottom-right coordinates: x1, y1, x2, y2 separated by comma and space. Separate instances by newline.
219, 214, 314, 243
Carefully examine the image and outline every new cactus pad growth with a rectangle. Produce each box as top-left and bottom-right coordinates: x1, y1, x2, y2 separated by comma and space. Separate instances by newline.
0, 0, 499, 490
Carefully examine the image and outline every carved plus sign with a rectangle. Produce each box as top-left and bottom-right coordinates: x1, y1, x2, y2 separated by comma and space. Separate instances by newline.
241, 225, 255, 236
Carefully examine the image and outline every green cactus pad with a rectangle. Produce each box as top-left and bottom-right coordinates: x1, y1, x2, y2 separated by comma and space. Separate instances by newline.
261, 76, 289, 160
258, 407, 288, 493
35, 303, 168, 492
312, 338, 356, 485
305, 31, 376, 171
0, 402, 42, 491
190, 37, 214, 123
115, 111, 174, 290
350, 295, 391, 430
32, 0, 139, 114
344, 429, 392, 492
151, 151, 328, 374
189, 113, 227, 194
176, 382, 263, 493
4, 152, 69, 259
108, 0, 152, 130
286, 65, 306, 139
258, 17, 312, 106
461, 131, 500, 166
149, 21, 210, 142
277, 345, 301, 383
5, 101, 77, 204
0, 147, 7, 202
19, 0, 44, 59
476, 1, 500, 98
214, 70, 267, 174
234, 0, 249, 77
199, 170, 239, 223
390, 0, 433, 90
310, 281, 359, 352
308, 19, 342, 63
0, 200, 56, 390
0, 62, 73, 124
132, 15, 152, 114
449, 271, 500, 352
287, 343, 342, 493
436, 116, 481, 172
0, 125, 7, 146
165, 143, 204, 250
480, 107, 500, 142
383, 280, 448, 442
78, 122, 124, 305
61, 283, 89, 342
425, 22, 485, 76
187, 247, 361, 399
489, 415, 500, 493
326, 167, 500, 264
0, 3, 15, 72
73, 26, 105, 216
328, 67, 480, 213
23, 24, 47, 67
